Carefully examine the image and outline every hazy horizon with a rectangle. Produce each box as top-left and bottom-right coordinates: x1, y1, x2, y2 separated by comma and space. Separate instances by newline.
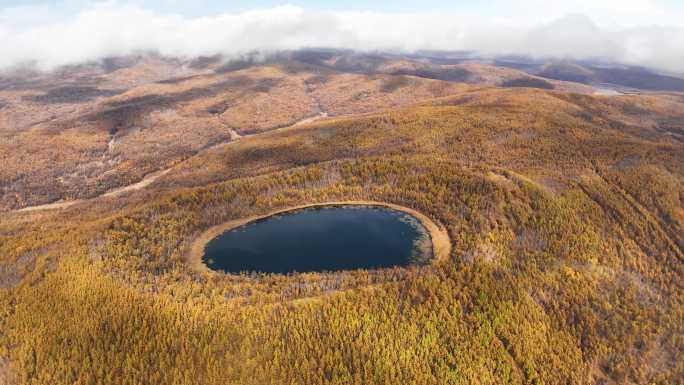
1, 1, 683, 73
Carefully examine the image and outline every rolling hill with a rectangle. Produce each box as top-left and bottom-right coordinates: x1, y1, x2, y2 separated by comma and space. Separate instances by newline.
0, 51, 683, 385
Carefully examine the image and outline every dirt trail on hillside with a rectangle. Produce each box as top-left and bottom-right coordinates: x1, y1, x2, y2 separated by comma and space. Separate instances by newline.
17, 200, 83, 213
102, 169, 172, 198
293, 112, 328, 126
14, 113, 330, 213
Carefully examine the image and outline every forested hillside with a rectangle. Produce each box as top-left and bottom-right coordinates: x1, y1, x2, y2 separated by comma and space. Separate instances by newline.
1, 83, 682, 384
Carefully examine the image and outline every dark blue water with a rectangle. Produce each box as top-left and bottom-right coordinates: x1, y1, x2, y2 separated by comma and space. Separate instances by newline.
203, 206, 430, 274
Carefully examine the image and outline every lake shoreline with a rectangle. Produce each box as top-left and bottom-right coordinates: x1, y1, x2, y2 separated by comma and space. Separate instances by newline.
186, 201, 452, 273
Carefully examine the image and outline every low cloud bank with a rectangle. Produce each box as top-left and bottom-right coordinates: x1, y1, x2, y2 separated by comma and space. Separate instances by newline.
0, 4, 682, 74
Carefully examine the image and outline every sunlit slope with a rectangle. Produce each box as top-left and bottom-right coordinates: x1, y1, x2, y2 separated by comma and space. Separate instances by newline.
0, 59, 466, 210
158, 88, 684, 191
0, 87, 682, 385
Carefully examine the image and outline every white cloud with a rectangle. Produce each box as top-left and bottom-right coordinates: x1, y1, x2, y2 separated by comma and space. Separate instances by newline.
483, 0, 679, 27
0, 3, 682, 73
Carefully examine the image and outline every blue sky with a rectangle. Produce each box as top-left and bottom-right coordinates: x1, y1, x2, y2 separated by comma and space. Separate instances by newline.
1, 1, 483, 13
2, 0, 682, 22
